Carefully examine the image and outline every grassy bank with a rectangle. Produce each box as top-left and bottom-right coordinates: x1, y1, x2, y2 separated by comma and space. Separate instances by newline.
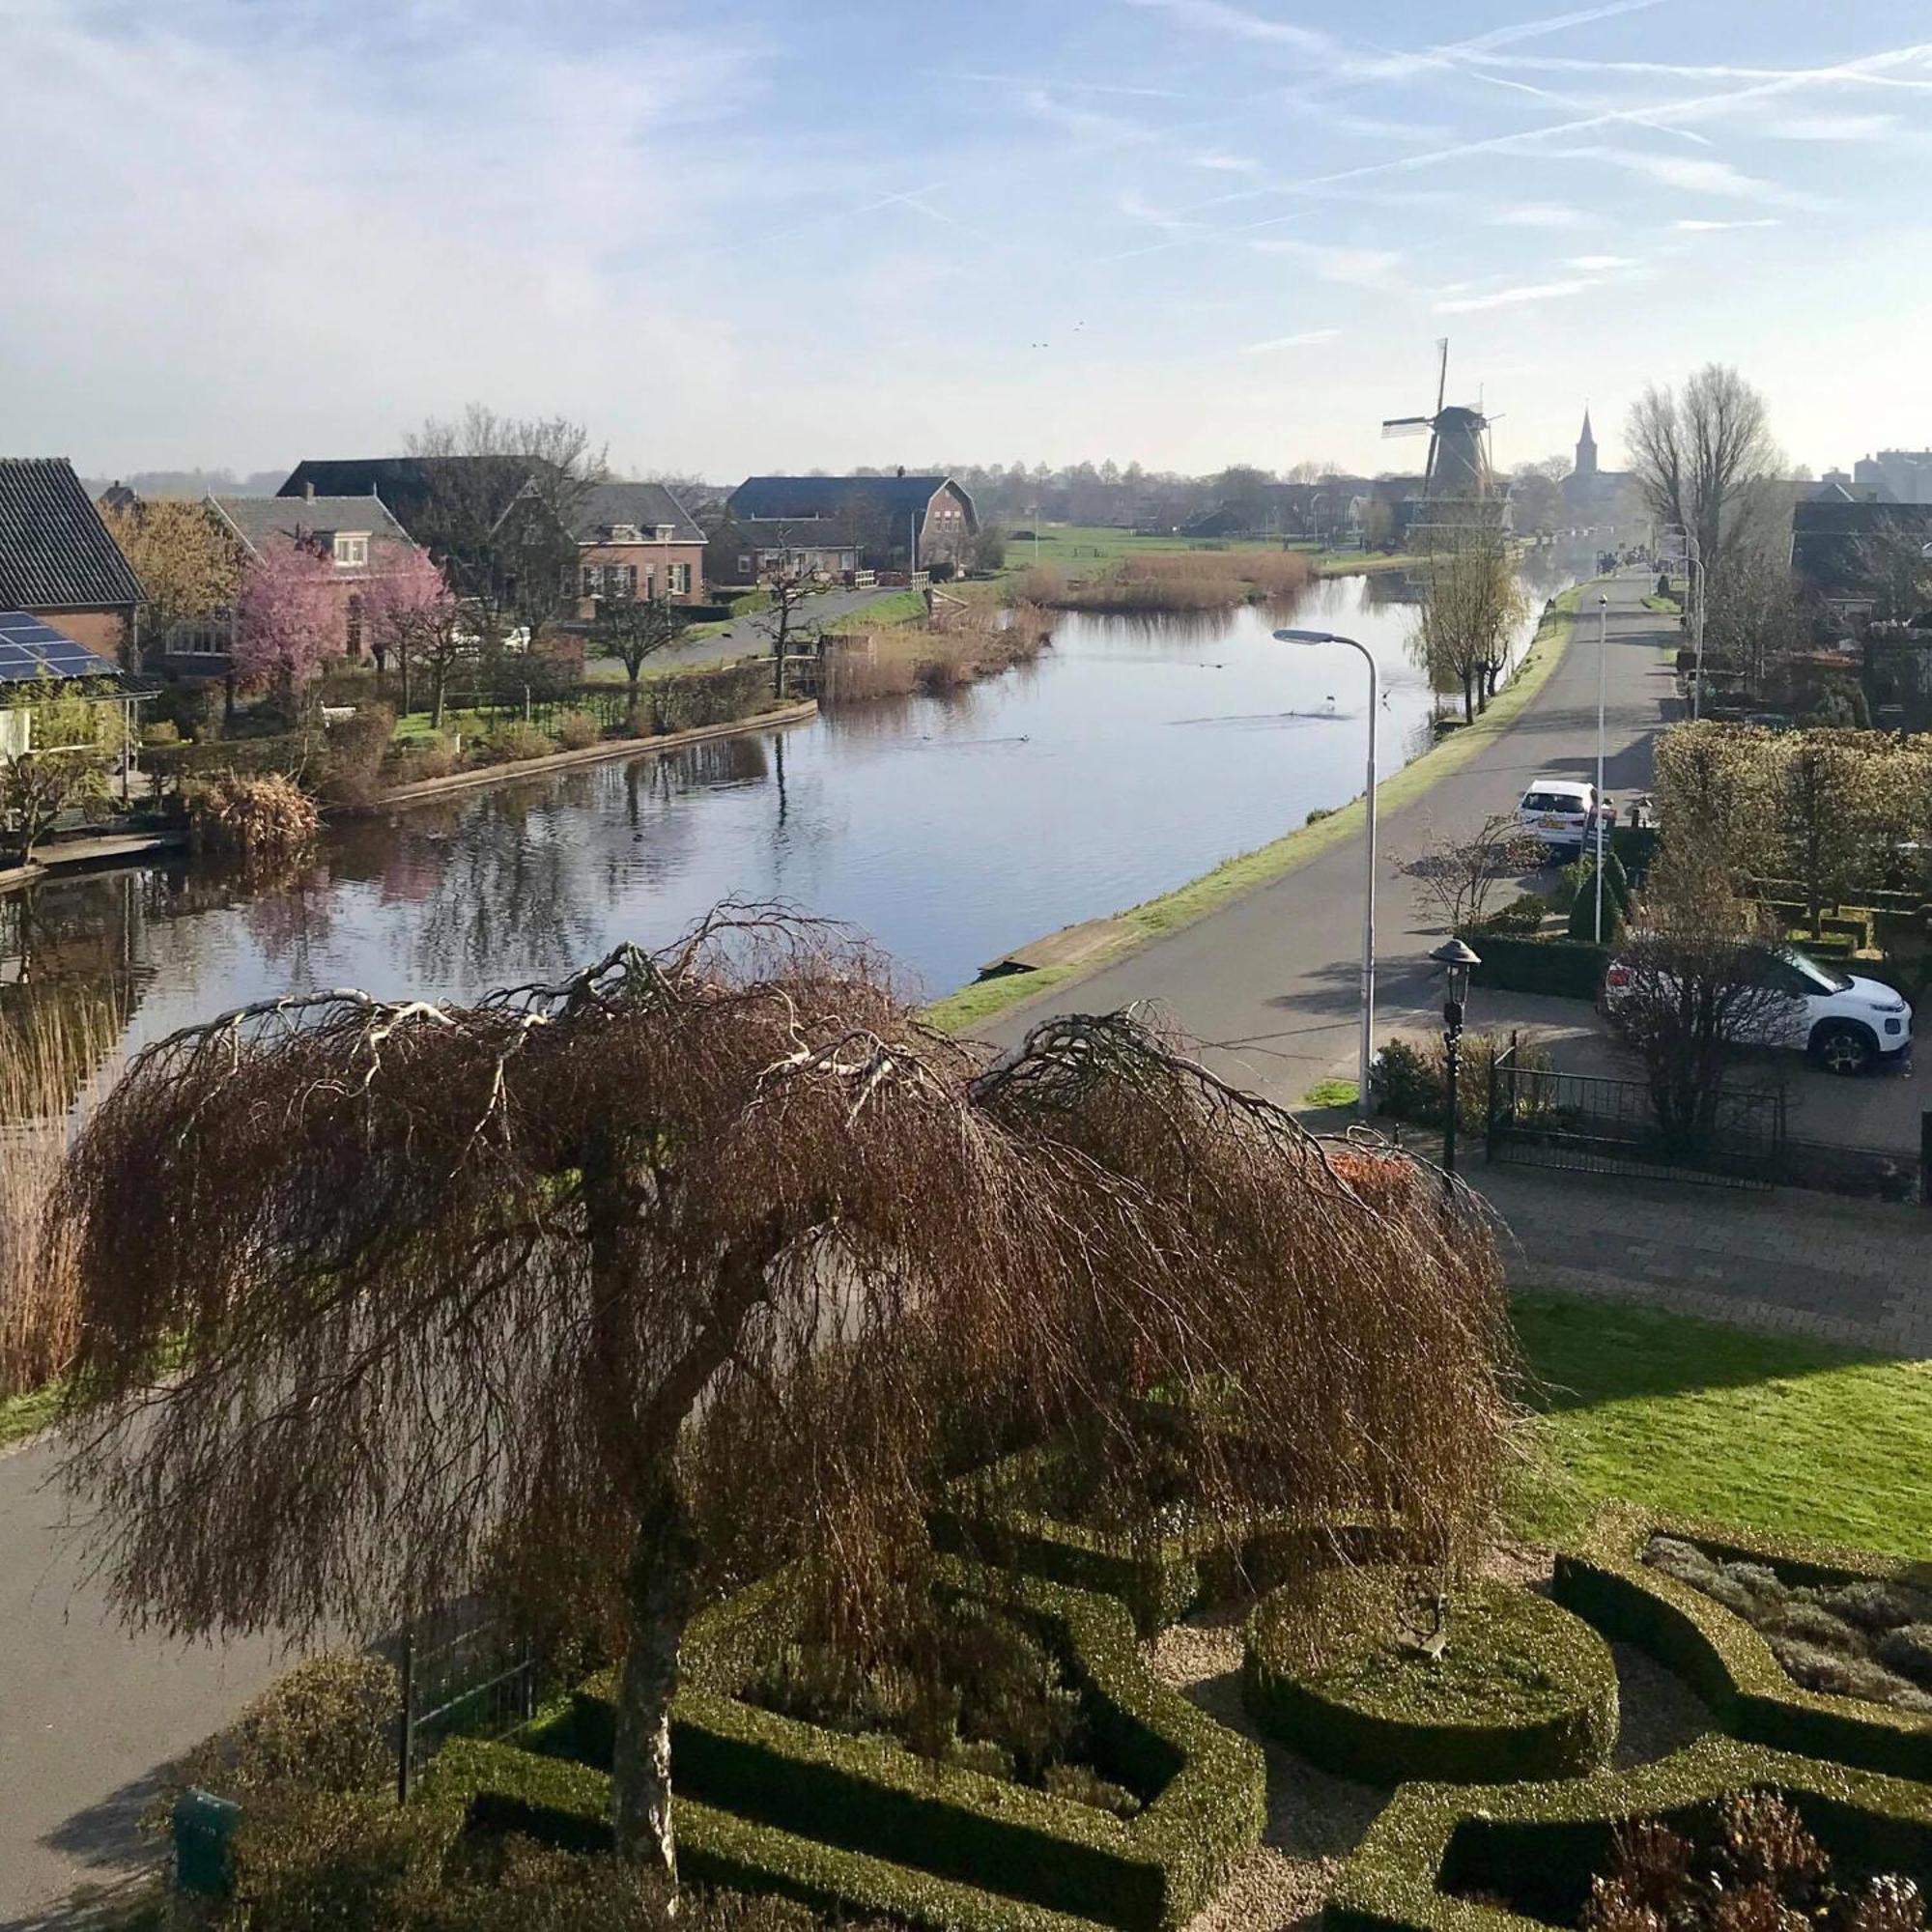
1014, 548, 1318, 615
925, 582, 1590, 1032
824, 588, 927, 635
821, 603, 1054, 704
1514, 1293, 1932, 1556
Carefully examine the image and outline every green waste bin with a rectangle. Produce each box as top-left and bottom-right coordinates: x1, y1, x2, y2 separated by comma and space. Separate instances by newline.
173, 1786, 241, 1896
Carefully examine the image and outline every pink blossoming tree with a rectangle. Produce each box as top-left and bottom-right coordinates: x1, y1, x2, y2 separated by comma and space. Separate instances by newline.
232, 543, 348, 699
363, 548, 465, 724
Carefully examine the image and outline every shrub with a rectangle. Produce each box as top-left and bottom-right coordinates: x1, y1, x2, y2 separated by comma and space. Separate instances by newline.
317, 701, 395, 808
472, 721, 557, 766
184, 771, 320, 857
1567, 876, 1627, 945
141, 720, 181, 748
1373, 1032, 1551, 1134
1482, 893, 1548, 936
554, 708, 602, 752
1463, 932, 1610, 1000
1242, 1568, 1619, 1784
396, 733, 460, 783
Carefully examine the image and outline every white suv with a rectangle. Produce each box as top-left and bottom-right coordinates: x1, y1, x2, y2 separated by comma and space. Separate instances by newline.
1605, 943, 1913, 1076
1517, 777, 1601, 859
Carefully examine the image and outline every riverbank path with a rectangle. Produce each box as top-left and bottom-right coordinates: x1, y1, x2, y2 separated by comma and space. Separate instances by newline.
979, 567, 1674, 1104
583, 581, 913, 680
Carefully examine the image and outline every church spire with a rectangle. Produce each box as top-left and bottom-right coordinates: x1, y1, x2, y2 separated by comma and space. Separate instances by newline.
1576, 405, 1598, 478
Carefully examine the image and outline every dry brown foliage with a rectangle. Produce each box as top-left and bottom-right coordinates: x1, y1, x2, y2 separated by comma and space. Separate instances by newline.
820, 603, 1056, 705
53, 905, 1515, 1875
1052, 549, 1316, 613
185, 771, 322, 858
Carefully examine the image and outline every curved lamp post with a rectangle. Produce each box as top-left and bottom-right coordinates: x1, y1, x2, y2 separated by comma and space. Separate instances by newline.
1274, 627, 1377, 1118
1429, 936, 1482, 1176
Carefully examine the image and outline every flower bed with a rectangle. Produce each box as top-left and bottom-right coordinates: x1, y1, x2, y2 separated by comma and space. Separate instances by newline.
1323, 1734, 1932, 1932
1552, 1508, 1932, 1781
450, 1559, 1264, 1932
1241, 1567, 1618, 1785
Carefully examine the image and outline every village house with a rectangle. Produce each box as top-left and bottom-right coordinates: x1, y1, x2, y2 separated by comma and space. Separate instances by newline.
567, 482, 707, 615
147, 489, 421, 670
710, 517, 861, 586
0, 458, 146, 663
726, 473, 978, 575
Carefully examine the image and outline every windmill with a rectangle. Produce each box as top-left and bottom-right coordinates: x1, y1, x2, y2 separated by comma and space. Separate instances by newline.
1381, 339, 1495, 499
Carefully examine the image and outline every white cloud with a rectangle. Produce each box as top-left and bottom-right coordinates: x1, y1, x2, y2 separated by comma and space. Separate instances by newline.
1487, 202, 1589, 228
1568, 254, 1640, 270
1249, 239, 1405, 288
1548, 147, 1830, 210
1671, 216, 1782, 231
1766, 112, 1900, 141
1435, 276, 1604, 313
1242, 328, 1341, 353
1119, 0, 1339, 56
1189, 150, 1262, 172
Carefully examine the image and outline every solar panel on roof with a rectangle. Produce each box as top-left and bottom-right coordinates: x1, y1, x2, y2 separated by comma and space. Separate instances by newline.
0, 611, 123, 686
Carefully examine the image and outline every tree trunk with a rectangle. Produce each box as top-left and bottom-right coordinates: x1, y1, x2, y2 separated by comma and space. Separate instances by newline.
612, 1478, 697, 1878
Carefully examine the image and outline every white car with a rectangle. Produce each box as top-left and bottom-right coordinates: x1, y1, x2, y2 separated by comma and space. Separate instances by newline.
1604, 943, 1913, 1076
1516, 777, 1604, 859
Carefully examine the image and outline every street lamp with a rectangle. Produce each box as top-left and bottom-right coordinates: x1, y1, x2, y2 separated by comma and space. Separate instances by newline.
1274, 627, 1377, 1118
1594, 591, 1610, 945
1429, 937, 1482, 1176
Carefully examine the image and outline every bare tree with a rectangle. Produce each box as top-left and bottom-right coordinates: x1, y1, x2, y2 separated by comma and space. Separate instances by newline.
1401, 814, 1548, 933
1603, 859, 1803, 1157
756, 554, 828, 698
1854, 516, 1932, 625
1702, 534, 1809, 694
1625, 365, 1780, 576
594, 590, 690, 698
1413, 530, 1528, 724
52, 909, 1514, 1884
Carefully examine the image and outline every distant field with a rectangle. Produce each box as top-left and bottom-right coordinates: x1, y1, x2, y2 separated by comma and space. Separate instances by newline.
995, 522, 1374, 574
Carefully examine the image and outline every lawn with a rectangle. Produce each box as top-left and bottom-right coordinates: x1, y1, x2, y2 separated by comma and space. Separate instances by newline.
996, 522, 1413, 579
1514, 1292, 1932, 1557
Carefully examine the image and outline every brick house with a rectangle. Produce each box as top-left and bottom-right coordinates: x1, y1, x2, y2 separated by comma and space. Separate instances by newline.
152, 489, 420, 670
567, 482, 707, 615
726, 473, 979, 574
712, 517, 860, 586
0, 458, 146, 662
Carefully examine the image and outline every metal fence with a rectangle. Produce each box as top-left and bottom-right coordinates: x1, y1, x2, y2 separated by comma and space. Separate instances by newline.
1485, 1038, 1787, 1189
395, 1598, 539, 1800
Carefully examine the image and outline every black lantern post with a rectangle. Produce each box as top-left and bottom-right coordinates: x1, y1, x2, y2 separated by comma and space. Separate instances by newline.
1429, 937, 1482, 1175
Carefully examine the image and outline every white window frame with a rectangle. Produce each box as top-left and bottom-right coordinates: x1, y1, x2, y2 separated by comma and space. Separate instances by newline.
333, 532, 370, 567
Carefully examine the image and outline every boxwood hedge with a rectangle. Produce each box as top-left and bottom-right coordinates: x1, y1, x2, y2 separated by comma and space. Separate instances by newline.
930, 1439, 1422, 1636
1552, 1507, 1932, 1781
1324, 1732, 1932, 1932
457, 1558, 1264, 1932
1242, 1569, 1619, 1785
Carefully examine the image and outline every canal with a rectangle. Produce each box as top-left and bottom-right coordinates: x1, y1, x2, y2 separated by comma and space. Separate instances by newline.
2, 555, 1589, 1050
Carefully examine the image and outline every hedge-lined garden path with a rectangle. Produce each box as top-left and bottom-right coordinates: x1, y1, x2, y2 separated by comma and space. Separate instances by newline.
974, 570, 1673, 1105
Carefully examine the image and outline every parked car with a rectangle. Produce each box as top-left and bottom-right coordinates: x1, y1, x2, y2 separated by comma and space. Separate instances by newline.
1603, 942, 1913, 1076
1516, 777, 1604, 859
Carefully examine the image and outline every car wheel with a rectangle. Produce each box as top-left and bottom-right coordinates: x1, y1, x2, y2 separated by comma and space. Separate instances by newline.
1811, 1021, 1876, 1076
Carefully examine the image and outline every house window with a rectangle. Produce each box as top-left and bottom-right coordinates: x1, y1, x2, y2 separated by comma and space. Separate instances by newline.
581, 565, 600, 598
333, 532, 369, 567
608, 524, 642, 543
668, 563, 691, 595
165, 616, 232, 657
736, 554, 752, 576
346, 593, 363, 658
604, 564, 637, 597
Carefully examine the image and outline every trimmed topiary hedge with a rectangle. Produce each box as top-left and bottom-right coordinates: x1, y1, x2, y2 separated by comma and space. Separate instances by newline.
929, 1440, 1423, 1636
1241, 1569, 1618, 1785
428, 1738, 1108, 1932
1323, 1733, 1932, 1932
1552, 1507, 1932, 1781
1455, 932, 1610, 1000
463, 1558, 1265, 1932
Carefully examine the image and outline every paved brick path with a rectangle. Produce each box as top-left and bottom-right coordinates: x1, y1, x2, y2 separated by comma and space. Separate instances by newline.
1472, 1159, 1932, 1355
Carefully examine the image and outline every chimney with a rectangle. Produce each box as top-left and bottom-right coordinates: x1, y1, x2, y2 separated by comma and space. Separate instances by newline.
303, 478, 316, 502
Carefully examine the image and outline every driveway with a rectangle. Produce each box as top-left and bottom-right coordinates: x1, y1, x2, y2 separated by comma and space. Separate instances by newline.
980, 569, 1675, 1103
582, 582, 915, 681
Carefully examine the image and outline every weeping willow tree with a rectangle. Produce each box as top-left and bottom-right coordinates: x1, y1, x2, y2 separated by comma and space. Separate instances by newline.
53, 906, 1516, 1881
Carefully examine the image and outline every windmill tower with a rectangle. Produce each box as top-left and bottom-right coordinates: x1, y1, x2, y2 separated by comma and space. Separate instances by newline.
1380, 341, 1502, 545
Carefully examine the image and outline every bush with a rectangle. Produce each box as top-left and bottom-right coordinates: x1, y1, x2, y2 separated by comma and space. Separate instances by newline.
1241, 1568, 1619, 1784
1373, 1032, 1551, 1134
395, 733, 460, 783
472, 721, 558, 766
317, 701, 396, 808
1324, 1732, 1932, 1932
1553, 1509, 1932, 1782
641, 662, 773, 735
141, 720, 181, 748
184, 772, 321, 857
554, 708, 602, 752
1567, 877, 1627, 945
1463, 932, 1611, 1000
1482, 893, 1548, 936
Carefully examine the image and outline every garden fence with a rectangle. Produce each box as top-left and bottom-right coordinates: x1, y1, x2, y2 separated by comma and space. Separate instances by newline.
395, 1597, 539, 1801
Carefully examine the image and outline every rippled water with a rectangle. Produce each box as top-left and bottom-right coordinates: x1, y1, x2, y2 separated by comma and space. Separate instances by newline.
1, 555, 1587, 1047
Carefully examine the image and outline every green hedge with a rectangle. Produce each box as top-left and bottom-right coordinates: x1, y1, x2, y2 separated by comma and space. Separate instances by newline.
1324, 1732, 1932, 1932
1457, 932, 1609, 1000
641, 662, 774, 734
508, 1559, 1264, 1932
1551, 1507, 1932, 1782
429, 1738, 1106, 1932
1242, 1571, 1618, 1785
146, 732, 313, 796
930, 1441, 1423, 1637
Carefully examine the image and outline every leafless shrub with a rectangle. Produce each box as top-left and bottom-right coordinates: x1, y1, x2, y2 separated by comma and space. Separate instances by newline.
53, 906, 1515, 1880
820, 603, 1055, 707
185, 771, 322, 858
1401, 814, 1548, 934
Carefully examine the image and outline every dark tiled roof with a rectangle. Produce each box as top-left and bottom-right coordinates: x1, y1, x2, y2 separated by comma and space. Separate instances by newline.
1792, 500, 1932, 597
213, 495, 412, 554
571, 482, 704, 544
730, 517, 860, 550
0, 459, 145, 611
728, 474, 974, 526
277, 456, 532, 539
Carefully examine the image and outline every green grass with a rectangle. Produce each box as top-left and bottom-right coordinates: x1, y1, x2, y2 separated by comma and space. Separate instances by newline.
824, 589, 927, 634
1643, 593, 1682, 614
0, 1378, 61, 1449
1513, 1293, 1932, 1558
997, 522, 1424, 582
1302, 1078, 1360, 1110
926, 582, 1592, 1032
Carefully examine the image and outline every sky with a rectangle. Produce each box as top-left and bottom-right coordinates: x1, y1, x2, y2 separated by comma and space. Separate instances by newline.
6, 0, 1932, 483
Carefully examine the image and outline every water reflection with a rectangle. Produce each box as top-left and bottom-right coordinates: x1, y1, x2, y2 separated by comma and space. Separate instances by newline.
0, 561, 1586, 1048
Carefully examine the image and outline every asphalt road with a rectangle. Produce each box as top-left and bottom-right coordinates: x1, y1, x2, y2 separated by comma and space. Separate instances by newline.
582, 582, 910, 681
980, 568, 1673, 1096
